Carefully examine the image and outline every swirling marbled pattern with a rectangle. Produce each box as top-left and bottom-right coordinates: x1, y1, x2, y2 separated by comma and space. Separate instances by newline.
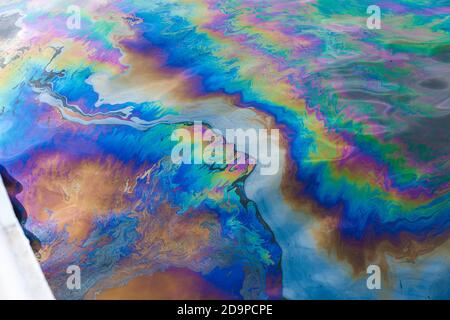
0, 0, 448, 299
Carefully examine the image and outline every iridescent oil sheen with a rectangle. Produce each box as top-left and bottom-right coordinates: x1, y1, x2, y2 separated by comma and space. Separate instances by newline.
0, 0, 448, 299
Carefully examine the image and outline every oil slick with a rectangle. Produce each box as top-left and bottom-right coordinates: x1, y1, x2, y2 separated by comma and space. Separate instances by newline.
0, 0, 448, 300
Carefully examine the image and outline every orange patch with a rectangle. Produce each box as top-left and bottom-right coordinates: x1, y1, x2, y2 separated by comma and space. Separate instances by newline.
95, 268, 233, 300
